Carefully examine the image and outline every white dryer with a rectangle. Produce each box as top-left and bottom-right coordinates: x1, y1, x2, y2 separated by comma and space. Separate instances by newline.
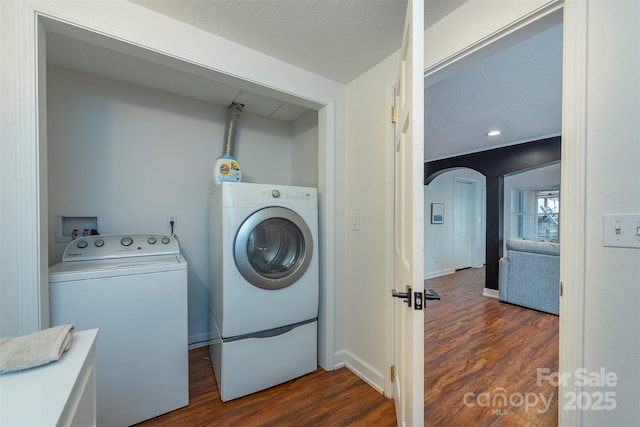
208, 182, 319, 401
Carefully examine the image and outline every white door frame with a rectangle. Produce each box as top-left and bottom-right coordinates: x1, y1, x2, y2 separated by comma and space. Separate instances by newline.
419, 1, 584, 425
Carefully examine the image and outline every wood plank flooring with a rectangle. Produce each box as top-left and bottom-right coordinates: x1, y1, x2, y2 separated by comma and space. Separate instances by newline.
137, 267, 558, 426
423, 267, 559, 427
135, 346, 396, 427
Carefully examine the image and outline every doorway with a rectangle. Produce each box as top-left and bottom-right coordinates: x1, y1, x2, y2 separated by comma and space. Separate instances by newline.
422, 6, 562, 424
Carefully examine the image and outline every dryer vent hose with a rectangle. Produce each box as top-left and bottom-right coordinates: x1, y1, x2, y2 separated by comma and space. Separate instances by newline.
222, 102, 244, 158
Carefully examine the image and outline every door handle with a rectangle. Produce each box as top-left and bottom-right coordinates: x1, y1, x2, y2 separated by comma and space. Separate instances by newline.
392, 287, 440, 309
424, 288, 441, 300
391, 286, 412, 307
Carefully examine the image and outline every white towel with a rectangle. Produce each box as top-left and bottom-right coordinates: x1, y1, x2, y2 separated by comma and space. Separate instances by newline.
0, 324, 74, 374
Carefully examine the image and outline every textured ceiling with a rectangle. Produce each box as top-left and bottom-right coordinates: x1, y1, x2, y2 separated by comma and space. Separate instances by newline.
128, 0, 467, 84
425, 18, 563, 160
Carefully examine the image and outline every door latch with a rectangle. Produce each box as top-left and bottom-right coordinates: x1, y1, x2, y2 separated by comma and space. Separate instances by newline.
414, 290, 423, 310
392, 287, 441, 310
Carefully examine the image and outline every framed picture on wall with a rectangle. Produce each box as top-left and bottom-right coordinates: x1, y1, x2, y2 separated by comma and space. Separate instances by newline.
431, 203, 444, 224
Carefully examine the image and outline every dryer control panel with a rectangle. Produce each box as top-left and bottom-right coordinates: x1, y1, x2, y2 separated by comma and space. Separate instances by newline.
62, 234, 179, 261
216, 182, 318, 209
268, 188, 315, 201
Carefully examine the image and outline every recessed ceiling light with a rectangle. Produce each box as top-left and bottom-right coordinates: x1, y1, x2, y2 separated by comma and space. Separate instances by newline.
487, 130, 503, 136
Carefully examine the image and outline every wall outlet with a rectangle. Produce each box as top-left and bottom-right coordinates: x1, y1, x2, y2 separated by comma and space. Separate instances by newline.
168, 214, 177, 230
351, 215, 360, 231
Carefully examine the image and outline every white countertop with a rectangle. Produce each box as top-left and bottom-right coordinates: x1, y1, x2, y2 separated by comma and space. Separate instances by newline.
0, 328, 98, 426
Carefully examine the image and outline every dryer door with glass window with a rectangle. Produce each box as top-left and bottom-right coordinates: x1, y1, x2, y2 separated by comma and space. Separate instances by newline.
234, 207, 313, 290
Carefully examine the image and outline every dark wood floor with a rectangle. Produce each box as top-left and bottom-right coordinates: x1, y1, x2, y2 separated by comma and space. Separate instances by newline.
135, 346, 396, 427
137, 267, 558, 426
423, 267, 559, 427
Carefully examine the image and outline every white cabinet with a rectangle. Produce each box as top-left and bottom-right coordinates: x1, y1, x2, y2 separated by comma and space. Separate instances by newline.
0, 329, 98, 427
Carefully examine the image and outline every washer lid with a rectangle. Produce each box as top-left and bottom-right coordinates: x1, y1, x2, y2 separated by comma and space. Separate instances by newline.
49, 254, 186, 282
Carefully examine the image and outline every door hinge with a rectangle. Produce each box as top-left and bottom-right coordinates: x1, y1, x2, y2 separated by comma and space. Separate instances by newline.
390, 365, 396, 382
391, 106, 397, 123
560, 281, 563, 297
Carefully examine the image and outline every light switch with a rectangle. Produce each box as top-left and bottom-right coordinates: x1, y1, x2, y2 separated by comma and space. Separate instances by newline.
603, 214, 640, 248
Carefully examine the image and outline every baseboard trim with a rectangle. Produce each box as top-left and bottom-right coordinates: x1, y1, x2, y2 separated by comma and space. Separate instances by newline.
333, 349, 384, 394
482, 288, 499, 299
424, 268, 456, 280
189, 332, 215, 350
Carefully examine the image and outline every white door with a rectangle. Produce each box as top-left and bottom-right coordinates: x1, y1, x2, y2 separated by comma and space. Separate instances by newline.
392, 1, 424, 425
454, 179, 472, 269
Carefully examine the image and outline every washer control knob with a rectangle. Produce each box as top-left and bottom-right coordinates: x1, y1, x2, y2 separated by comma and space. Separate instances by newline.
120, 236, 134, 247
76, 240, 88, 249
148, 237, 157, 245
272, 189, 280, 198
161, 236, 171, 244
94, 239, 105, 247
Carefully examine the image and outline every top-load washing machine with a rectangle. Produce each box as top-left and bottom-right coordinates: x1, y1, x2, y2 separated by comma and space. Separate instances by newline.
208, 182, 319, 401
49, 233, 188, 426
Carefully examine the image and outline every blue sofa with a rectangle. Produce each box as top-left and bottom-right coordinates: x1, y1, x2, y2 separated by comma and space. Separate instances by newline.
498, 239, 560, 315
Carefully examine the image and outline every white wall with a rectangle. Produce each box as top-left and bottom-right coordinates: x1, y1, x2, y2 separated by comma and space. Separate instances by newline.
424, 174, 454, 277
291, 109, 319, 189
579, 2, 639, 424
337, 51, 398, 391
424, 168, 485, 278
503, 162, 560, 249
46, 65, 307, 344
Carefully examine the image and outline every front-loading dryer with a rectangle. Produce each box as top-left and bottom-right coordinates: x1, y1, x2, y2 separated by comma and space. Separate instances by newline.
208, 182, 319, 401
209, 182, 319, 337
